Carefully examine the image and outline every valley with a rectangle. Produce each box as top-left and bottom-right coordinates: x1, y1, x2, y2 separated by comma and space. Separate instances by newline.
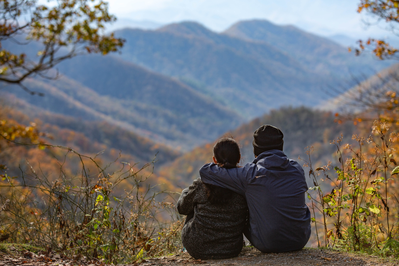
4, 0, 399, 262
0, 19, 394, 191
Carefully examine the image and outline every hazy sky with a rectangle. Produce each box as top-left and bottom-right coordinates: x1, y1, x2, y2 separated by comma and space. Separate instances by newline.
105, 0, 393, 39
36, 0, 395, 40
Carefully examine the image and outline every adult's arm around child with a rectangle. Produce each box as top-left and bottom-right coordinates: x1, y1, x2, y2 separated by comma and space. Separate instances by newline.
199, 163, 254, 196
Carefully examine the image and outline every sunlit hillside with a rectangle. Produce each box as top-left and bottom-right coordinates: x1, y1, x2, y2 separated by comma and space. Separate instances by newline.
1, 59, 242, 150
159, 106, 356, 188
0, 100, 181, 192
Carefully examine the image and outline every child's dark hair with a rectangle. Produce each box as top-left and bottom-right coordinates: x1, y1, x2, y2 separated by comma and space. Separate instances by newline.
205, 138, 241, 205
213, 137, 241, 169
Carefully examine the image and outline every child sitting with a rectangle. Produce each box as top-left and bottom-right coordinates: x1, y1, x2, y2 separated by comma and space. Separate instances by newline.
177, 138, 248, 259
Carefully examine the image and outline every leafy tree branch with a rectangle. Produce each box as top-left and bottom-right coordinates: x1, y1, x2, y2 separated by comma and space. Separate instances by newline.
0, 0, 124, 92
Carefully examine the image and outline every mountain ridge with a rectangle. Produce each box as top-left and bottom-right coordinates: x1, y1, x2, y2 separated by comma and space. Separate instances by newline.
1, 18, 392, 153
114, 25, 326, 117
1, 96, 180, 166
114, 19, 391, 119
223, 19, 387, 76
1, 55, 243, 150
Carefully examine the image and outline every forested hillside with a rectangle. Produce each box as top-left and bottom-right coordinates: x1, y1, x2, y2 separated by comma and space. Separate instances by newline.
159, 106, 356, 188
114, 20, 391, 118
0, 55, 242, 150
1, 19, 390, 150
224, 19, 375, 76
1, 100, 180, 189
319, 63, 399, 113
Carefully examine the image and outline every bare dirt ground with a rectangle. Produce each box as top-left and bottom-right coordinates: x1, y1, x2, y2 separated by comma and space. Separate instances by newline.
1, 246, 398, 266
132, 247, 399, 266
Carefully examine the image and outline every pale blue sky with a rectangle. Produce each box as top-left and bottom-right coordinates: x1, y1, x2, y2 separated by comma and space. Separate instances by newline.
106, 0, 392, 39
37, 0, 396, 40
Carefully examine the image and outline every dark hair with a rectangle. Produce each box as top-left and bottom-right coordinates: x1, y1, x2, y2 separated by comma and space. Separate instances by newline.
204, 138, 241, 205
213, 137, 241, 168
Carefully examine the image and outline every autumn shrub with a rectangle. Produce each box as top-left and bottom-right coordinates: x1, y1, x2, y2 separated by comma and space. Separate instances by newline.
0, 145, 183, 264
306, 119, 399, 256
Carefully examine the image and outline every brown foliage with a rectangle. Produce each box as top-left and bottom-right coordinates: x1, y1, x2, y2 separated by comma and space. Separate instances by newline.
356, 0, 399, 59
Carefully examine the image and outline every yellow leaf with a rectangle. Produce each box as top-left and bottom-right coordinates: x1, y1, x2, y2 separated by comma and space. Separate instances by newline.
369, 205, 380, 214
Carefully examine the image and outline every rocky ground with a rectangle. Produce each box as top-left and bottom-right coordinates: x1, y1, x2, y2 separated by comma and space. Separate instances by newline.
1, 245, 398, 266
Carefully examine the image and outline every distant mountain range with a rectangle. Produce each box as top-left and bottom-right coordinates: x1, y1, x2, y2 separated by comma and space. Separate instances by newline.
1, 56, 241, 150
0, 19, 392, 151
103, 18, 364, 48
103, 18, 390, 52
114, 20, 391, 118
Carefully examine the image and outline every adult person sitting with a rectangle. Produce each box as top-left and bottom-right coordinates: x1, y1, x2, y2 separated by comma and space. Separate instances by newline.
177, 138, 248, 259
200, 125, 311, 253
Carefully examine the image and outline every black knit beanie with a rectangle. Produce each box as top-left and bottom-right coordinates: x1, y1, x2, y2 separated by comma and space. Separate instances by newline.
253, 124, 284, 156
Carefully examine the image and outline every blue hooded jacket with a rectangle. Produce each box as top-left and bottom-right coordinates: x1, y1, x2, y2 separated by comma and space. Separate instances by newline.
199, 149, 311, 253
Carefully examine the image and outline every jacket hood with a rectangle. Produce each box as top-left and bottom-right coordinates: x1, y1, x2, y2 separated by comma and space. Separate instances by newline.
252, 149, 290, 169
